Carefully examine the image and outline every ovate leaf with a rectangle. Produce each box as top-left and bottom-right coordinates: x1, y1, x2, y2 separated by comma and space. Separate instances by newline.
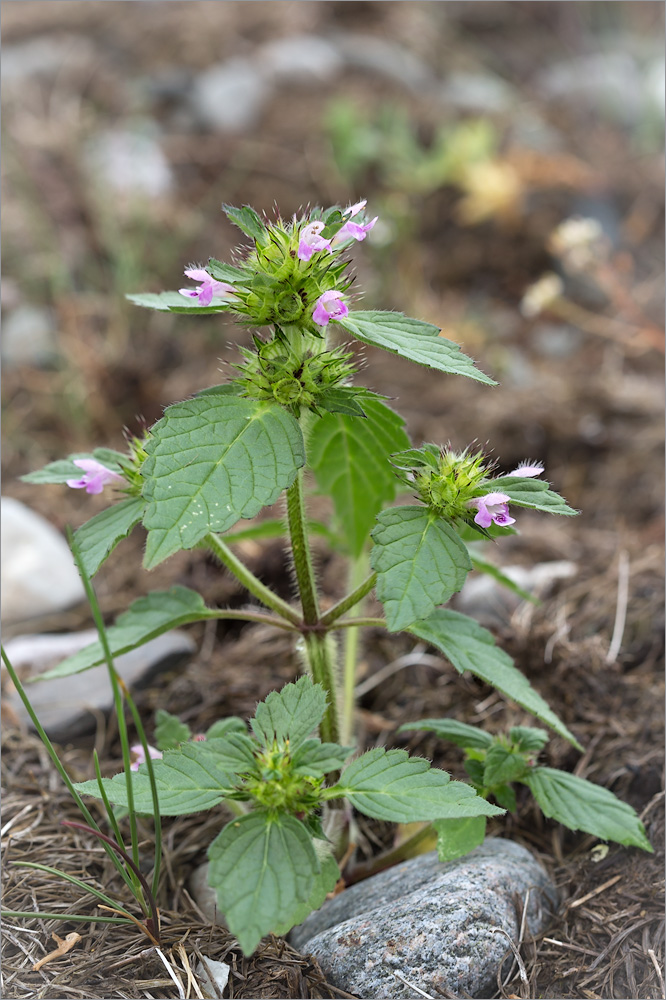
399, 718, 493, 751
524, 767, 653, 851
270, 848, 340, 937
154, 709, 192, 750
250, 676, 327, 751
332, 748, 503, 823
74, 497, 146, 577
432, 815, 487, 862
208, 811, 319, 955
206, 717, 248, 739
204, 733, 259, 774
291, 739, 356, 777
371, 507, 472, 631
36, 586, 216, 680
309, 397, 410, 557
126, 291, 234, 314
74, 743, 235, 816
408, 608, 582, 749
21, 449, 126, 484
489, 476, 578, 516
483, 744, 529, 786
337, 310, 496, 385
141, 396, 304, 568
222, 204, 270, 245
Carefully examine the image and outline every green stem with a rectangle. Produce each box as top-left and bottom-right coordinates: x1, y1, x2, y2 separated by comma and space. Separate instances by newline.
330, 617, 387, 630
1, 910, 132, 925
320, 571, 377, 626
285, 470, 320, 625
302, 633, 340, 745
204, 533, 301, 625
339, 556, 371, 746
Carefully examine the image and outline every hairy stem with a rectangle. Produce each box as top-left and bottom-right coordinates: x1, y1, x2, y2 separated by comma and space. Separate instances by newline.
319, 571, 377, 627
285, 470, 320, 625
204, 533, 301, 625
339, 556, 371, 746
302, 633, 340, 745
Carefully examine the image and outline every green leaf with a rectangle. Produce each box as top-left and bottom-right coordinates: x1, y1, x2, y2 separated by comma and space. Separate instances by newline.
523, 767, 653, 851
207, 258, 252, 284
432, 815, 487, 862
141, 396, 305, 568
125, 291, 233, 314
74, 743, 235, 816
483, 745, 529, 787
73, 497, 145, 578
398, 718, 493, 751
154, 709, 192, 750
20, 449, 126, 485
222, 204, 270, 245
270, 847, 340, 936
333, 748, 503, 823
207, 811, 319, 954
337, 310, 496, 385
309, 397, 410, 557
205, 733, 259, 774
489, 477, 578, 516
250, 677, 327, 751
316, 387, 373, 417
408, 608, 582, 749
468, 551, 537, 604
509, 726, 549, 753
291, 739, 356, 777
206, 717, 247, 739
492, 784, 518, 812
371, 507, 472, 632
36, 586, 215, 680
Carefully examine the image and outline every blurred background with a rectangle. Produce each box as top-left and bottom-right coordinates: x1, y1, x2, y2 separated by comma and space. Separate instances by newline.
2, 4, 664, 997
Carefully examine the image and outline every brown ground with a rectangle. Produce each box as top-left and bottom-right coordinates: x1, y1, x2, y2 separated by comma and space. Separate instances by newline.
2, 3, 664, 998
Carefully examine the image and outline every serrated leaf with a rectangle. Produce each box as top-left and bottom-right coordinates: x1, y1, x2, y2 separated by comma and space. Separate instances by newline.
205, 733, 259, 774
337, 310, 496, 385
489, 477, 578, 516
36, 586, 215, 680
141, 396, 304, 568
222, 203, 270, 245
291, 739, 356, 777
371, 507, 472, 631
432, 815, 487, 862
523, 767, 653, 851
483, 745, 529, 787
74, 743, 235, 815
309, 397, 410, 557
408, 608, 582, 749
208, 811, 319, 955
316, 387, 371, 417
21, 449, 126, 485
206, 717, 247, 739
270, 848, 340, 936
509, 726, 549, 753
399, 717, 494, 751
154, 709, 192, 750
250, 677, 327, 751
492, 784, 518, 812
126, 291, 233, 314
73, 497, 145, 577
333, 748, 503, 823
207, 258, 252, 284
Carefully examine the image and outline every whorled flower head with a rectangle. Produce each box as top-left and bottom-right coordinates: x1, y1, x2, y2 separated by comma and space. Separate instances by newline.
179, 268, 236, 307
66, 459, 124, 495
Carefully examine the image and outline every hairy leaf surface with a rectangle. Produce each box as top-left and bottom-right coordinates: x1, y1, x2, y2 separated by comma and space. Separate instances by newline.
489, 477, 578, 516
74, 497, 146, 577
433, 815, 487, 862
399, 718, 494, 751
250, 677, 327, 751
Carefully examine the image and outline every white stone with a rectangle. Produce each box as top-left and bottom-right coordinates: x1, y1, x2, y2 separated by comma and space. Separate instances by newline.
84, 127, 174, 198
1, 306, 57, 368
258, 34, 342, 84
3, 629, 196, 740
1, 498, 85, 625
440, 71, 516, 113
191, 59, 268, 132
195, 956, 230, 998
456, 560, 577, 627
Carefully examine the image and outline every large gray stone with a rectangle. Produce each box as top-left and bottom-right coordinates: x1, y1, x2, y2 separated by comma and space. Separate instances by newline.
290, 839, 557, 999
190, 59, 268, 132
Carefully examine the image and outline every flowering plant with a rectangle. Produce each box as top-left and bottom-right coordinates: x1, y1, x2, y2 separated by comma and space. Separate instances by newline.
23, 199, 651, 955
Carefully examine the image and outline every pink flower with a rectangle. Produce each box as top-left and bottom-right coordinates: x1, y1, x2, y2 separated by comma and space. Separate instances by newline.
66, 459, 124, 495
508, 461, 544, 478
331, 200, 378, 246
130, 744, 163, 772
313, 290, 349, 327
298, 221, 332, 261
179, 268, 235, 307
468, 492, 516, 529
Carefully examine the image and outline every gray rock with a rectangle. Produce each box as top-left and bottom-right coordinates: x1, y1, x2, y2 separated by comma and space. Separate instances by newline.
455, 560, 577, 628
1, 498, 85, 625
258, 34, 342, 84
84, 126, 174, 199
3, 629, 196, 740
291, 840, 557, 999
1, 34, 94, 84
189, 861, 222, 925
531, 323, 585, 360
1, 306, 58, 368
439, 71, 516, 114
191, 58, 268, 132
334, 33, 433, 93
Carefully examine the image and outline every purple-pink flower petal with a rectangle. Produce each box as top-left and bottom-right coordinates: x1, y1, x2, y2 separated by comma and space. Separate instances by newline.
179, 269, 236, 305
298, 221, 331, 261
313, 290, 349, 327
508, 461, 544, 478
66, 459, 123, 495
130, 744, 163, 772
468, 492, 516, 529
